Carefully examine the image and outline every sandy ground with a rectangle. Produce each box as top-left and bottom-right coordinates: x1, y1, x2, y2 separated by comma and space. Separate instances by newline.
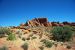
0, 36, 71, 50
0, 28, 75, 50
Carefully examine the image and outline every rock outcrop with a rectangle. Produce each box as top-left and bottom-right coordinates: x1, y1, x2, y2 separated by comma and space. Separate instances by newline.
24, 18, 75, 27
63, 22, 75, 26
25, 18, 52, 27
12, 18, 75, 29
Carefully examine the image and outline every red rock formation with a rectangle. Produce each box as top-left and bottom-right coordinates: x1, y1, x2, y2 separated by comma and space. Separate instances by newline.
12, 18, 75, 29
70, 23, 75, 26
25, 18, 52, 27
59, 23, 64, 26
62, 22, 75, 26
63, 22, 71, 25
51, 22, 59, 26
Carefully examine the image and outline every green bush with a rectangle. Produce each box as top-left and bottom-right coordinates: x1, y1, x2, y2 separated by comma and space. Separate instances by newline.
51, 26, 73, 42
41, 39, 53, 48
21, 43, 28, 50
0, 27, 11, 38
7, 33, 16, 41
0, 46, 8, 50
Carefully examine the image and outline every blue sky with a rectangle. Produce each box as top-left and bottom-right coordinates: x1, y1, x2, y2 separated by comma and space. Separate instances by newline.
0, 0, 75, 26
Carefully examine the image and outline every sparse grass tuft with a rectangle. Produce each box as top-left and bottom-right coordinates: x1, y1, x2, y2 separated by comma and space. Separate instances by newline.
22, 37, 26, 41
21, 43, 28, 50
26, 37, 30, 40
40, 39, 46, 43
41, 39, 53, 48
31, 36, 37, 40
39, 46, 44, 50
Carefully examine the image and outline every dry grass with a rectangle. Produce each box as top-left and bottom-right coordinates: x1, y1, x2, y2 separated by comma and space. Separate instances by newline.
0, 26, 74, 50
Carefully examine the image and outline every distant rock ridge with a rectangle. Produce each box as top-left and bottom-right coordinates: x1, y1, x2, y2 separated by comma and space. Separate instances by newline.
13, 18, 75, 29
24, 18, 75, 27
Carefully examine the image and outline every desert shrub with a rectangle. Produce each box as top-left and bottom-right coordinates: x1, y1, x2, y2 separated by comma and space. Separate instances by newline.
40, 39, 47, 43
31, 36, 37, 40
71, 26, 75, 31
51, 26, 73, 42
22, 37, 26, 41
0, 27, 11, 38
18, 35, 22, 38
16, 31, 20, 34
41, 39, 53, 48
0, 46, 8, 50
21, 43, 28, 50
44, 40, 53, 48
66, 45, 71, 49
39, 46, 44, 50
26, 37, 30, 40
29, 34, 33, 37
7, 33, 16, 41
18, 31, 22, 38
71, 26, 75, 35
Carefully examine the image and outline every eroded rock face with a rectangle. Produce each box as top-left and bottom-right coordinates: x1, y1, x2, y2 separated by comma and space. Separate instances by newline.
25, 18, 52, 27
51, 22, 59, 26
62, 22, 75, 26
12, 18, 75, 29
24, 18, 75, 27
62, 22, 71, 25
70, 23, 75, 26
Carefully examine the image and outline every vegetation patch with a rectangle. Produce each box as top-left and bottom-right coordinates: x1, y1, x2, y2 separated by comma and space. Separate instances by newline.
31, 36, 37, 40
0, 46, 8, 50
41, 39, 53, 48
66, 45, 72, 49
51, 25, 73, 42
0, 27, 11, 38
39, 46, 44, 50
21, 43, 28, 50
40, 39, 47, 43
29, 34, 33, 37
7, 33, 16, 41
26, 37, 30, 40
22, 37, 26, 41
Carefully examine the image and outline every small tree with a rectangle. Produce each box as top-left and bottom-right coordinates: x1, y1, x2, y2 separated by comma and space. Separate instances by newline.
51, 26, 73, 42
